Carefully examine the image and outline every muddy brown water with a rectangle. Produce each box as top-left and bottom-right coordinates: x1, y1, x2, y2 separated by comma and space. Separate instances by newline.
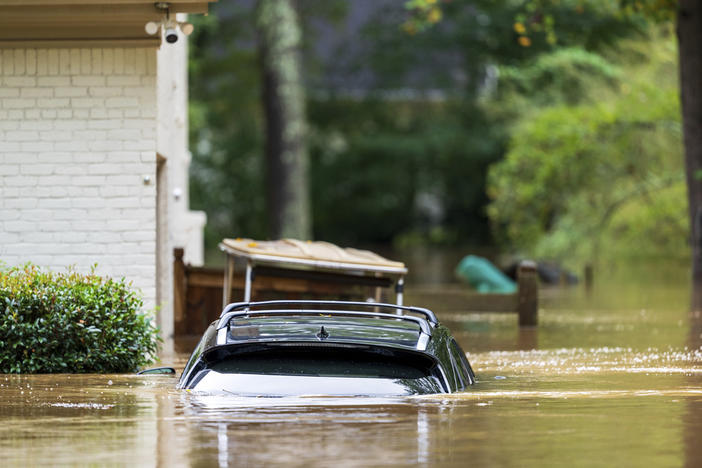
3, 260, 702, 467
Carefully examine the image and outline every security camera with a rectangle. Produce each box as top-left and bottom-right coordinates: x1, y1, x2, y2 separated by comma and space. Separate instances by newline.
165, 27, 178, 43
147, 2, 194, 45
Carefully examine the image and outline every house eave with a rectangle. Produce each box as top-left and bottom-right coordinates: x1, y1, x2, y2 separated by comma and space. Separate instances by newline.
0, 0, 216, 48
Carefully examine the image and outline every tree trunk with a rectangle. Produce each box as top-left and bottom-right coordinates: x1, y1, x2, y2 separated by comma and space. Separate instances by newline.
255, 0, 312, 240
678, 1, 702, 310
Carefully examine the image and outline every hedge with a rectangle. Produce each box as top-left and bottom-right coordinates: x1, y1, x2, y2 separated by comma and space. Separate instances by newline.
0, 264, 160, 373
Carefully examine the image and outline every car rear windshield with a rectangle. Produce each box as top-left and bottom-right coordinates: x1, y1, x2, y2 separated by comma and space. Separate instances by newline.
208, 346, 436, 380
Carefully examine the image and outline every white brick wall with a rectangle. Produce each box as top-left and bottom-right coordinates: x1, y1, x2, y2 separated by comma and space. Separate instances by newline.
0, 48, 159, 310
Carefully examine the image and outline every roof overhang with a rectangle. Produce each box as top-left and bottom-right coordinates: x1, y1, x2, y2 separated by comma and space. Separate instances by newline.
0, 0, 216, 48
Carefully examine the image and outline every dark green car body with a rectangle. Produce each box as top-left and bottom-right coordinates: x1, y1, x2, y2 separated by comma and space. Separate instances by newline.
178, 301, 475, 396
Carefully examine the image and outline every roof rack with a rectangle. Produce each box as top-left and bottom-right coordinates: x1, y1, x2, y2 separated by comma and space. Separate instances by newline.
219, 300, 438, 325
216, 300, 438, 350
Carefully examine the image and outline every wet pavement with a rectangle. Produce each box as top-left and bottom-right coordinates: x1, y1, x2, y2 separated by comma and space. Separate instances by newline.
2, 260, 701, 467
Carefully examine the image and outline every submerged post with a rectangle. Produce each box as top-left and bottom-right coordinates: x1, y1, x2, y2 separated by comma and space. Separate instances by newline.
584, 263, 593, 295
173, 248, 186, 335
517, 261, 538, 327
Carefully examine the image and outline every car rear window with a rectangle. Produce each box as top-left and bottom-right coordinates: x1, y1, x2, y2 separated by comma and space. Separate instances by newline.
208, 346, 435, 380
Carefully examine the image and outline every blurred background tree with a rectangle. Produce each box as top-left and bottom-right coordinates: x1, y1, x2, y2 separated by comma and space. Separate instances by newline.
256, 0, 311, 240
487, 37, 685, 263
189, 0, 684, 270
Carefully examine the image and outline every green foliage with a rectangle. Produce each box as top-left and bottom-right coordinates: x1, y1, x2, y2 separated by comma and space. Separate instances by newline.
498, 47, 621, 106
0, 265, 160, 373
353, 0, 645, 245
619, 0, 677, 21
189, 1, 350, 248
188, 9, 267, 246
309, 98, 502, 245
402, 0, 444, 34
189, 1, 650, 252
487, 35, 685, 263
402, 0, 645, 53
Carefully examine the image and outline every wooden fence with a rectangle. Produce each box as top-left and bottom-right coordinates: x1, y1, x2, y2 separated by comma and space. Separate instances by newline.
173, 249, 538, 337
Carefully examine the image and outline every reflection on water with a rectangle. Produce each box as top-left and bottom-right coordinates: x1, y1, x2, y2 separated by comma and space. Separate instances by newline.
2, 259, 702, 466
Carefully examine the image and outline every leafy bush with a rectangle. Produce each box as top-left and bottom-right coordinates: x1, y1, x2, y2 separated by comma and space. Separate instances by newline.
0, 264, 160, 373
487, 36, 685, 264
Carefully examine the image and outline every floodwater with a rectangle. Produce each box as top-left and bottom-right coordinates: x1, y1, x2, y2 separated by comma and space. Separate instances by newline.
3, 259, 702, 467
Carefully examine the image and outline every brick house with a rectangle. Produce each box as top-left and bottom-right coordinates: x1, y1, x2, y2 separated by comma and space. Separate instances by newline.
0, 1, 214, 350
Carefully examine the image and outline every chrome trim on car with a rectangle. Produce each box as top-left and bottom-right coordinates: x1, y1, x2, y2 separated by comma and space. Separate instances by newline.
216, 326, 228, 345
217, 308, 433, 337
416, 332, 430, 351
216, 300, 437, 352
220, 300, 439, 324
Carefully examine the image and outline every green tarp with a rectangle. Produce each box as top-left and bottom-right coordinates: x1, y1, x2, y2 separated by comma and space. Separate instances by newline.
455, 255, 517, 294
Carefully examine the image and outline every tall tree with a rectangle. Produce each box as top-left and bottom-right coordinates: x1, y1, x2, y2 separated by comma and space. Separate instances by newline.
677, 1, 702, 309
256, 0, 312, 239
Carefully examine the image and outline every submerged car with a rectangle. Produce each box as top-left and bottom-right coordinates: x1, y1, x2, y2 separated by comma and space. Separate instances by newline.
178, 300, 475, 396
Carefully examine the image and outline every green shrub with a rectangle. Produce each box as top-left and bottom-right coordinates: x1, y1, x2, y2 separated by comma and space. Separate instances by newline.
0, 264, 160, 373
